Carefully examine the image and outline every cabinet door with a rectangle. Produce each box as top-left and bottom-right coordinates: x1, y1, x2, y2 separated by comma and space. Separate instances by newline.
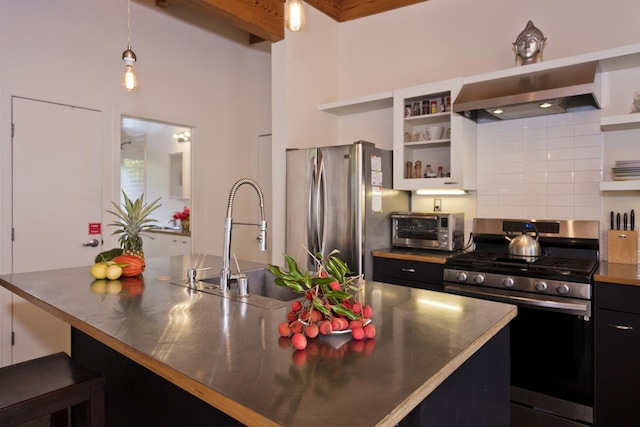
144, 233, 191, 258
372, 257, 444, 291
595, 308, 640, 426
393, 78, 477, 191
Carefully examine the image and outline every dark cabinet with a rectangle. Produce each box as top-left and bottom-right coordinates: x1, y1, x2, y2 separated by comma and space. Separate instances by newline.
372, 256, 444, 292
594, 281, 640, 426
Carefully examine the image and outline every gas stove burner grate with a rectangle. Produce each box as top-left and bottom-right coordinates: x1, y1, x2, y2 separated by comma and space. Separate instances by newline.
447, 252, 598, 278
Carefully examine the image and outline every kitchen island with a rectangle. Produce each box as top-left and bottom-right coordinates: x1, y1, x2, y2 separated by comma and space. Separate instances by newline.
0, 255, 516, 426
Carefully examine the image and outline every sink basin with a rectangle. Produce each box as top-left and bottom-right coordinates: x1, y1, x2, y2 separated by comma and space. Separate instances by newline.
171, 267, 301, 310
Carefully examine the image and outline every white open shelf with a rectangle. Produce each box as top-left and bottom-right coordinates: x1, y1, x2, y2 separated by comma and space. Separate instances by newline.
318, 91, 393, 116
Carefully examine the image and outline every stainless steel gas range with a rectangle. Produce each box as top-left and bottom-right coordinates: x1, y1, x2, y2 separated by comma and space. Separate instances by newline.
444, 218, 599, 427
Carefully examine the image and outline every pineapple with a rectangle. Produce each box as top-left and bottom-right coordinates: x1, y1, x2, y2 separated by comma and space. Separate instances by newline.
107, 191, 161, 260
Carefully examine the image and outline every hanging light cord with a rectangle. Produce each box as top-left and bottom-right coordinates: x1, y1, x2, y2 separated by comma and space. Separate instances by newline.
127, 0, 132, 50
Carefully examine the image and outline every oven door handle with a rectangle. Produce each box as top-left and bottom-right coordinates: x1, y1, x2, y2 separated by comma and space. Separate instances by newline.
444, 284, 591, 315
608, 323, 634, 330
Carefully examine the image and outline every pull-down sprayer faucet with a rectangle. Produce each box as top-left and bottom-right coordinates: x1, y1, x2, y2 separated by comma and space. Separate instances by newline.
220, 178, 267, 294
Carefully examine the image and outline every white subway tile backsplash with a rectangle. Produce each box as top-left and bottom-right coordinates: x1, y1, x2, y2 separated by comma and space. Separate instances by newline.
523, 171, 547, 184
573, 109, 601, 124
574, 158, 603, 171
574, 122, 601, 136
547, 113, 574, 127
574, 146, 603, 159
574, 182, 600, 195
522, 116, 549, 129
547, 171, 574, 183
548, 124, 575, 138
476, 110, 604, 220
547, 183, 574, 195
574, 195, 603, 207
548, 137, 574, 150
574, 170, 603, 183
547, 206, 575, 219
522, 126, 547, 140
574, 134, 603, 147
548, 148, 575, 160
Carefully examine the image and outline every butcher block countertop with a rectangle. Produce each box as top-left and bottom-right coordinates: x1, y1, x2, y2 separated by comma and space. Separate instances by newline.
595, 261, 640, 287
372, 248, 461, 264
0, 254, 515, 426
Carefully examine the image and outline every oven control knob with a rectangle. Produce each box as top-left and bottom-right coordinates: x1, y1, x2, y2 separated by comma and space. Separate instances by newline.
503, 277, 515, 288
456, 272, 468, 283
556, 284, 570, 295
473, 274, 485, 284
534, 281, 548, 292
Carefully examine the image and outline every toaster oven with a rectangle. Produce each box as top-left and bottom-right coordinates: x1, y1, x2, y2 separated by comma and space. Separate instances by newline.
391, 212, 464, 251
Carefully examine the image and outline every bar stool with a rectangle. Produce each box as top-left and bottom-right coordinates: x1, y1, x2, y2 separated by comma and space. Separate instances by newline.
0, 352, 105, 427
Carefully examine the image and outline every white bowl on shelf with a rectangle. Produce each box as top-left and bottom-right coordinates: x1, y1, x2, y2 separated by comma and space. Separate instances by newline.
424, 126, 444, 140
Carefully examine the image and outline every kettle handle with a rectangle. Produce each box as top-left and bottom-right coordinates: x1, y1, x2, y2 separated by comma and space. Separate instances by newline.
523, 222, 540, 240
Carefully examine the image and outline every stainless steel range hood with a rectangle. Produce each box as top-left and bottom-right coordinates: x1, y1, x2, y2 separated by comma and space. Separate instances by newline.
453, 61, 601, 122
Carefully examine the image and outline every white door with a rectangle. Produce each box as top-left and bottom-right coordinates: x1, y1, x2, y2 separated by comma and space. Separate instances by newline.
9, 97, 103, 363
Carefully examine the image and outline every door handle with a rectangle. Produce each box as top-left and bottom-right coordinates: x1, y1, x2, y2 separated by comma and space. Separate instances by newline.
82, 239, 99, 247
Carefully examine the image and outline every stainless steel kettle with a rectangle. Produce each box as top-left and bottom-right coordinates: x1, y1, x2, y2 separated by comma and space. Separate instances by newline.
505, 223, 541, 259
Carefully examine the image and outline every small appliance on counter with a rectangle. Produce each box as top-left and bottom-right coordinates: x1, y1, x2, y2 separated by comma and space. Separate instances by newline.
391, 212, 464, 251
607, 209, 637, 264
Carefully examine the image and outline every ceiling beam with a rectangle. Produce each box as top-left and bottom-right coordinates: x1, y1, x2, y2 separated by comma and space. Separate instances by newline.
156, 0, 285, 43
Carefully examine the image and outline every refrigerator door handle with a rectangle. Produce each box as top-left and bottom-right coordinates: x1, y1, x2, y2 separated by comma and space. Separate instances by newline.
308, 156, 318, 254
316, 152, 325, 255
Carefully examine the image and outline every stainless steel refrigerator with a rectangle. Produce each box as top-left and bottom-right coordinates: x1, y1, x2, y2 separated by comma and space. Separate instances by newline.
285, 141, 409, 279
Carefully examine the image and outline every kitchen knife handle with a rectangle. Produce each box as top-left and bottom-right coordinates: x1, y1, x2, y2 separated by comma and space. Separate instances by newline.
616, 213, 621, 230
632, 210, 635, 231
611, 211, 615, 230
624, 213, 628, 230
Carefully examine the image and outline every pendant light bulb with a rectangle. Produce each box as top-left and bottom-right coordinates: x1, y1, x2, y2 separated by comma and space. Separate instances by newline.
122, 0, 138, 91
122, 48, 138, 92
285, 0, 305, 32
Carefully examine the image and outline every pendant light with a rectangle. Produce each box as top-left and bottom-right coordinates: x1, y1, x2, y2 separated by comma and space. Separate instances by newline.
122, 0, 138, 91
285, 0, 305, 32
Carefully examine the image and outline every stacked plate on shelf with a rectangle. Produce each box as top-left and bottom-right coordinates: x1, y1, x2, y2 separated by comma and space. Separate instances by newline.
612, 160, 640, 180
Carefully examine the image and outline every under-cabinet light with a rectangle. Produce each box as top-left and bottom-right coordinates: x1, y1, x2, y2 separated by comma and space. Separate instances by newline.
415, 189, 469, 196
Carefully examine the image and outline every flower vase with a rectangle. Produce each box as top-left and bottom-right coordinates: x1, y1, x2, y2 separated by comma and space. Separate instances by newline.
181, 219, 190, 232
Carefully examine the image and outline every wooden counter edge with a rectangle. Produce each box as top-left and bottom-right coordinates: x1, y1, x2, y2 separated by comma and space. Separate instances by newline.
372, 250, 448, 264
595, 261, 640, 287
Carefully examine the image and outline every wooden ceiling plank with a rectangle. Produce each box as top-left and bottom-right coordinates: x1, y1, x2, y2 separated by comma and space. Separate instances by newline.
157, 0, 285, 42
304, 0, 341, 22
339, 0, 426, 22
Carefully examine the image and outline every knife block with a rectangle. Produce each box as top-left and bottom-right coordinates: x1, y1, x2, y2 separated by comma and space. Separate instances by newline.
608, 230, 639, 265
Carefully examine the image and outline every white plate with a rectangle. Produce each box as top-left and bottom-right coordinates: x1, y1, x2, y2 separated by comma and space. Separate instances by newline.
612, 175, 640, 181
301, 317, 371, 334
330, 318, 372, 335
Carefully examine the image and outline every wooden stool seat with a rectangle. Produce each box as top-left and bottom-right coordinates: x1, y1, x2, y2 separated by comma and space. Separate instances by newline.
0, 352, 104, 427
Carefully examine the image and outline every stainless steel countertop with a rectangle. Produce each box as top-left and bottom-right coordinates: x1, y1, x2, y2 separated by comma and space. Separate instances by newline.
0, 254, 516, 426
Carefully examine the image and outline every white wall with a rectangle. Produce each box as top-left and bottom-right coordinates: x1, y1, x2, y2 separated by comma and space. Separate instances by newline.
0, 0, 272, 269
0, 1, 271, 365
271, 0, 640, 261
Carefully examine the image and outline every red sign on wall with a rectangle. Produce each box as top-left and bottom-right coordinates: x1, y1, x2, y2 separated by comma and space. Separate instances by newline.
88, 222, 101, 235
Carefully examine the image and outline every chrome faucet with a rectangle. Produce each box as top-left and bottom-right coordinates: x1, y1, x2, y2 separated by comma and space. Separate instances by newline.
220, 178, 267, 293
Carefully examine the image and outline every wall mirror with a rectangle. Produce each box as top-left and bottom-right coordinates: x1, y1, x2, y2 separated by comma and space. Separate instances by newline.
120, 116, 193, 229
